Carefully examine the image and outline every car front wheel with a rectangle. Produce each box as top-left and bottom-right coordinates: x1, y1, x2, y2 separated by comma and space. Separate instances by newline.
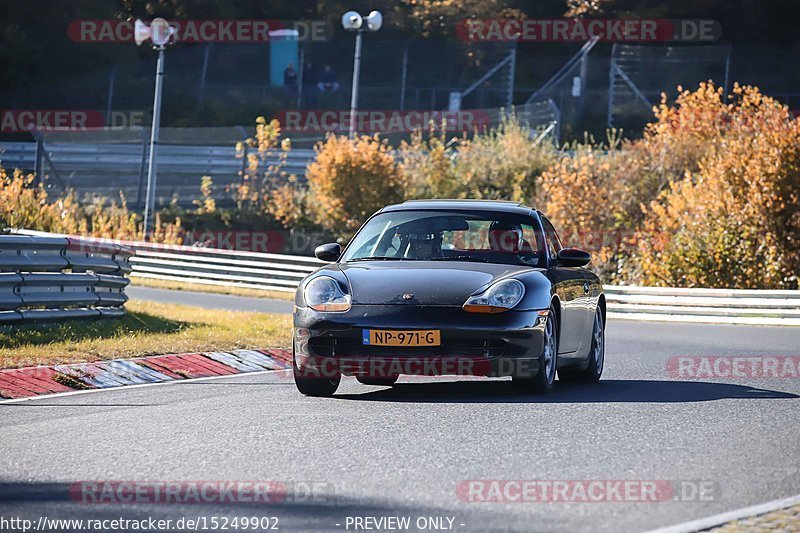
513, 304, 558, 394
559, 307, 604, 383
293, 350, 341, 397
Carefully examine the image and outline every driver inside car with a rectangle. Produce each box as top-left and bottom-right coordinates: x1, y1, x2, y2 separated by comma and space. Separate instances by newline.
402, 231, 443, 260
488, 222, 524, 253
488, 222, 537, 263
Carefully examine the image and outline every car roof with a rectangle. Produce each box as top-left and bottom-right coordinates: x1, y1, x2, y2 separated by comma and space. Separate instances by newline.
381, 199, 536, 216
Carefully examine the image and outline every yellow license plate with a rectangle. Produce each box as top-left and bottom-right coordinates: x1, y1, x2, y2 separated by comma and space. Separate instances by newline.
363, 329, 441, 347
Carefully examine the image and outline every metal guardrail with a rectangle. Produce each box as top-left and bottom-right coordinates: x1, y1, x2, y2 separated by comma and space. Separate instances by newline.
604, 285, 800, 326
10, 230, 319, 293
0, 141, 315, 205
127, 241, 324, 293
126, 243, 800, 325
9, 230, 800, 325
129, 246, 800, 324
0, 235, 132, 324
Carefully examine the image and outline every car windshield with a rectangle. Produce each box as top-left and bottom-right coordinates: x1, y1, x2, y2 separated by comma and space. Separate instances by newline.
341, 210, 543, 267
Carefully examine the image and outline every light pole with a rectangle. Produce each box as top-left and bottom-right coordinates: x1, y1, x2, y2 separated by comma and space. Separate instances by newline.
134, 18, 175, 240
341, 11, 382, 139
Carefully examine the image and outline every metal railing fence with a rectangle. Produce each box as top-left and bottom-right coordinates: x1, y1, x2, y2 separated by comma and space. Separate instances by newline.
0, 235, 132, 324
10, 230, 800, 326
0, 141, 314, 207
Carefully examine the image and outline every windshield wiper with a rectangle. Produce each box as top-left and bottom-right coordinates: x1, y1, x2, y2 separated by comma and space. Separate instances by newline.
431, 255, 491, 263
347, 256, 408, 262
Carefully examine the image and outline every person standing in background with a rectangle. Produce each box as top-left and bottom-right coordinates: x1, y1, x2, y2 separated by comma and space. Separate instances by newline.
317, 64, 340, 92
283, 62, 297, 103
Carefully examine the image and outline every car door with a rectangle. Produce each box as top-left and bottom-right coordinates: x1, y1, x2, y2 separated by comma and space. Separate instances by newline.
540, 216, 588, 355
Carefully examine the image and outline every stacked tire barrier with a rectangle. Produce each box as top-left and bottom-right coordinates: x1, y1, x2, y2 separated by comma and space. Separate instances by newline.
0, 234, 132, 324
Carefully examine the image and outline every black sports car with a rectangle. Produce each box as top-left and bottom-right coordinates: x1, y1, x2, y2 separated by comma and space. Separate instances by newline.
293, 200, 605, 396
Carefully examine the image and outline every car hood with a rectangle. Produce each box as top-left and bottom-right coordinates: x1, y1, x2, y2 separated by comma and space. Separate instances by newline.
338, 261, 532, 306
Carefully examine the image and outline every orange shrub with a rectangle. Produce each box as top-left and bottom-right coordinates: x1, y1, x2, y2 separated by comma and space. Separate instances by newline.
537, 133, 641, 283
0, 165, 182, 243
266, 177, 311, 228
397, 127, 461, 199
0, 167, 84, 234
235, 116, 289, 210
399, 114, 556, 202
455, 113, 555, 202
637, 84, 800, 288
306, 134, 404, 238
537, 82, 800, 288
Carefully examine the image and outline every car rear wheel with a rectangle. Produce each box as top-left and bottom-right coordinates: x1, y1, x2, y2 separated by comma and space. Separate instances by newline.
293, 350, 341, 397
356, 375, 399, 386
559, 307, 604, 383
513, 304, 558, 394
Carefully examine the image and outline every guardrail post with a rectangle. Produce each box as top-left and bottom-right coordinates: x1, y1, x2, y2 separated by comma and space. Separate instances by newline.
33, 133, 44, 187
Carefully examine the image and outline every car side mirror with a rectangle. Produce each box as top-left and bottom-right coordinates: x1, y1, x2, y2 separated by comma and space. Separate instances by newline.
556, 248, 591, 267
314, 243, 341, 262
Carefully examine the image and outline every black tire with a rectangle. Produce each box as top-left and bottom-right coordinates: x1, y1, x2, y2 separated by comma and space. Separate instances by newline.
356, 375, 399, 386
293, 350, 340, 397
558, 307, 604, 383
513, 303, 558, 394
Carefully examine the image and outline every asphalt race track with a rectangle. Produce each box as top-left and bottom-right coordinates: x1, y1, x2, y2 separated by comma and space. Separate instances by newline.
1, 295, 798, 532
126, 286, 295, 314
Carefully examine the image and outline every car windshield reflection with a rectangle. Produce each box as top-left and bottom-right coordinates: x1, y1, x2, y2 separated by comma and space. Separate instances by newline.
341, 210, 543, 267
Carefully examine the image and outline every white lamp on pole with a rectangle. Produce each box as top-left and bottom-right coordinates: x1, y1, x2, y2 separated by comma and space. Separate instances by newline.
342, 10, 382, 139
135, 18, 175, 240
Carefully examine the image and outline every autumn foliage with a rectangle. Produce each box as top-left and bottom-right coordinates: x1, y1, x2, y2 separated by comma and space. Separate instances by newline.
636, 84, 800, 288
263, 83, 798, 288
539, 82, 800, 289
399, 114, 555, 202
537, 132, 641, 283
305, 134, 404, 238
0, 166, 182, 242
4, 82, 797, 290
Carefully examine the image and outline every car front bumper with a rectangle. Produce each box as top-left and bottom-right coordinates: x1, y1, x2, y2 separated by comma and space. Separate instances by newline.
293, 304, 547, 379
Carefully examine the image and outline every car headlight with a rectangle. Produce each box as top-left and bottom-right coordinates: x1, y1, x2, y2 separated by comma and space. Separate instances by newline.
463, 279, 525, 313
304, 276, 351, 312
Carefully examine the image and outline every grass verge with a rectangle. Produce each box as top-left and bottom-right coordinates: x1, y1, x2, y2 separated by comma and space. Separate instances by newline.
0, 299, 292, 369
129, 275, 296, 301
